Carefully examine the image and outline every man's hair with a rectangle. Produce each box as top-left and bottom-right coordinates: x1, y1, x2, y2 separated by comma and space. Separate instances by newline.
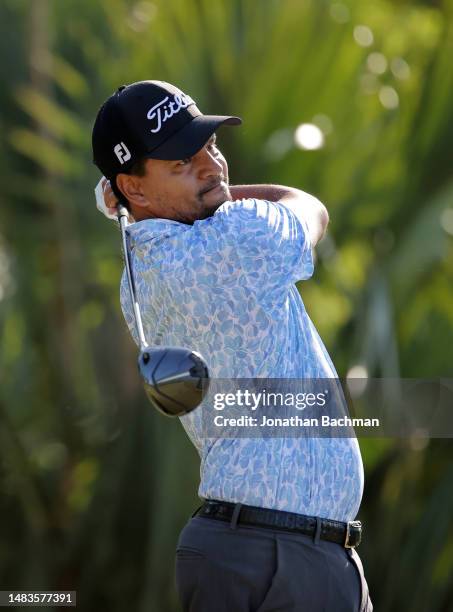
112, 157, 148, 211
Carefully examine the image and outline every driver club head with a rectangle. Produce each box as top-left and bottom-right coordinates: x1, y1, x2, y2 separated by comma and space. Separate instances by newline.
138, 347, 210, 417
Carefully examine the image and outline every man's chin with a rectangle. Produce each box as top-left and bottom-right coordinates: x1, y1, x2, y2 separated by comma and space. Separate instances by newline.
203, 185, 230, 206
216, 191, 230, 206
221, 184, 232, 201
192, 185, 231, 221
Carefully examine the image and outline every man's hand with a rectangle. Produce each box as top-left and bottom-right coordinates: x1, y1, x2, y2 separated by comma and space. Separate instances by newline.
94, 177, 121, 221
229, 184, 329, 246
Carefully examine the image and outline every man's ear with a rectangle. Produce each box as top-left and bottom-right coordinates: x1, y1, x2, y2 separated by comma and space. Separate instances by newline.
115, 173, 149, 209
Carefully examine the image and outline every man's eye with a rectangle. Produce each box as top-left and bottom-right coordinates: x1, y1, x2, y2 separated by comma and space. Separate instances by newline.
178, 158, 192, 166
208, 143, 219, 153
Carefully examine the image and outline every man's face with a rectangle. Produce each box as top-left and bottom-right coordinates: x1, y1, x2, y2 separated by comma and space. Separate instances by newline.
126, 133, 231, 224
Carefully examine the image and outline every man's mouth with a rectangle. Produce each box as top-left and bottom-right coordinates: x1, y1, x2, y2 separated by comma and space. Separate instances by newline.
200, 180, 224, 196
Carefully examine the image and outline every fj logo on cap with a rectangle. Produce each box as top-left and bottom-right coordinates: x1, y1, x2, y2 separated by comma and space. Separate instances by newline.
114, 142, 131, 164
146, 93, 195, 134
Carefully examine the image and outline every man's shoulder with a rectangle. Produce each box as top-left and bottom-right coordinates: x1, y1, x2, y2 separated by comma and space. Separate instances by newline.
214, 197, 279, 217
126, 218, 187, 246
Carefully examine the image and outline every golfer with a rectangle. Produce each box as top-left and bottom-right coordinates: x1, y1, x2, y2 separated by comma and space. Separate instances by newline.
92, 80, 373, 611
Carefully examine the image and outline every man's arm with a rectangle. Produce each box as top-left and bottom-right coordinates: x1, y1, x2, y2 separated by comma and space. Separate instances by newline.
229, 184, 329, 247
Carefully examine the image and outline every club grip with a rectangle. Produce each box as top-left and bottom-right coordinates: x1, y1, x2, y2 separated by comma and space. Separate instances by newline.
117, 204, 130, 219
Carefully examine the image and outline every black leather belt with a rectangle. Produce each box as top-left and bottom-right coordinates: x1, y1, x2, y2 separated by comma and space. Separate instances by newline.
195, 500, 362, 548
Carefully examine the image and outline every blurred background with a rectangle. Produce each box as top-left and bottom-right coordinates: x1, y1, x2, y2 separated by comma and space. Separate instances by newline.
1, 0, 453, 610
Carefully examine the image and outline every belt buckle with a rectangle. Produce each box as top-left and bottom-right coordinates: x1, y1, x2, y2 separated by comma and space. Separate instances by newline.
344, 520, 362, 548
202, 500, 218, 515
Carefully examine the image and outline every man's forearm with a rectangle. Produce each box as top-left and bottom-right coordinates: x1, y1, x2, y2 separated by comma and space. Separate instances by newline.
229, 184, 300, 202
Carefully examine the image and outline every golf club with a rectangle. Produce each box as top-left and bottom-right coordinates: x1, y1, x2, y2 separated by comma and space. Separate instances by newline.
117, 204, 210, 417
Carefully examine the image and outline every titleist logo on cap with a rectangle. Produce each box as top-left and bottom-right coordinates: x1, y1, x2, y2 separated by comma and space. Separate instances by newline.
146, 93, 195, 134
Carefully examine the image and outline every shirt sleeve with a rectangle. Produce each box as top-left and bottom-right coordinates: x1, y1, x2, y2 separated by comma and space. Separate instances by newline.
210, 198, 314, 289
127, 198, 314, 306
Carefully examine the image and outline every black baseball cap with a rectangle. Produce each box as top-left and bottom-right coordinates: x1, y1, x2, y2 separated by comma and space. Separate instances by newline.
92, 80, 242, 179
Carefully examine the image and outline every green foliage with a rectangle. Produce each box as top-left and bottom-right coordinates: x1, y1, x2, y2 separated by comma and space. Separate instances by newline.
1, 0, 453, 610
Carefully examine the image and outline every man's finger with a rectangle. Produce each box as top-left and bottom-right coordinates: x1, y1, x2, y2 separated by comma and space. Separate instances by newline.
104, 182, 119, 210
95, 177, 119, 221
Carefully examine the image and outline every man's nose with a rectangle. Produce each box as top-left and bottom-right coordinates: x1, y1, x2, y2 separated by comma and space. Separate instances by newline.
196, 146, 223, 178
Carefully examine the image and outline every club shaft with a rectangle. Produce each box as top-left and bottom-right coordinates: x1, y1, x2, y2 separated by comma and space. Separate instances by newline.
118, 206, 149, 351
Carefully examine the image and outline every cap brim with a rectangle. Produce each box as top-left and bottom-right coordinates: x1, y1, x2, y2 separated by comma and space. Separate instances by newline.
145, 115, 242, 161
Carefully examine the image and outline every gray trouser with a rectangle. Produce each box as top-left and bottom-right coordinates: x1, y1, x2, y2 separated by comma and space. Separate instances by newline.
175, 514, 373, 612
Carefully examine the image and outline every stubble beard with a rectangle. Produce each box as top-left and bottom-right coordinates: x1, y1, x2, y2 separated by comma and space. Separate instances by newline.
195, 182, 231, 221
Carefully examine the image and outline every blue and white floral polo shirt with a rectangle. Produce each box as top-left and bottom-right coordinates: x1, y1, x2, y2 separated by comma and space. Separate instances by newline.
120, 197, 364, 522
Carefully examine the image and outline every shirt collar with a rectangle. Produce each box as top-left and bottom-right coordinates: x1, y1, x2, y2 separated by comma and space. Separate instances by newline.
125, 218, 186, 250
124, 203, 230, 250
